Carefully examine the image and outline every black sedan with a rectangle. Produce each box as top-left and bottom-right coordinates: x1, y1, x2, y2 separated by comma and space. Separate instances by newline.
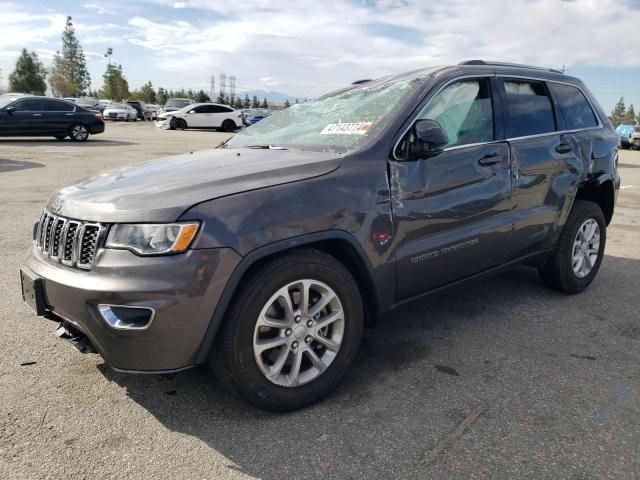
0, 95, 105, 142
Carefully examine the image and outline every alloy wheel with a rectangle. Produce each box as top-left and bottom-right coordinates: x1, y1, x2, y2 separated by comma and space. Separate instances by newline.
253, 279, 345, 387
572, 218, 600, 278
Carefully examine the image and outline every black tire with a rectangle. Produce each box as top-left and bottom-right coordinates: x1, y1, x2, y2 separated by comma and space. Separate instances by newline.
538, 200, 606, 293
222, 119, 236, 132
210, 248, 364, 412
174, 118, 187, 130
68, 123, 89, 142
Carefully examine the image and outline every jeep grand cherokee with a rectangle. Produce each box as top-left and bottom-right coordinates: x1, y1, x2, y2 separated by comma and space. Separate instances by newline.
20, 61, 620, 411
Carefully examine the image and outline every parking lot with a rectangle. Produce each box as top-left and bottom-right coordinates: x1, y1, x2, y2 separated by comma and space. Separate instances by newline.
1, 122, 639, 479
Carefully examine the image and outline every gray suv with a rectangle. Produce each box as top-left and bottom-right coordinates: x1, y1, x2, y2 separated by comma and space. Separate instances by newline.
20, 61, 620, 411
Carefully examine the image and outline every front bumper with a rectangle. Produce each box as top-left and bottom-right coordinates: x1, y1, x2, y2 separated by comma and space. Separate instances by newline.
23, 245, 240, 372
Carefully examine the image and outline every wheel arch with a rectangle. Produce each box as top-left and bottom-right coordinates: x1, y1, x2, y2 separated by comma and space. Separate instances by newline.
194, 230, 380, 364
575, 176, 615, 225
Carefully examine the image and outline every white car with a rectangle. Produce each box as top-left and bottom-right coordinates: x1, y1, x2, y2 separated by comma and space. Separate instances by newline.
156, 103, 242, 131
103, 103, 137, 121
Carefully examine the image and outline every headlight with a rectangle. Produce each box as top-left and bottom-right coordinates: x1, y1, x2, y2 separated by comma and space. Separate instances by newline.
105, 222, 200, 255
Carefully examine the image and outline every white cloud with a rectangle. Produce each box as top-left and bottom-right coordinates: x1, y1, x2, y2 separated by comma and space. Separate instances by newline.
83, 4, 116, 15
2, 0, 640, 100
122, 0, 640, 96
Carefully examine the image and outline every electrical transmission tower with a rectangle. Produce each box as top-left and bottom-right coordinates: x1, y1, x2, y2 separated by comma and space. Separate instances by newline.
229, 76, 236, 103
219, 73, 226, 100
209, 75, 215, 98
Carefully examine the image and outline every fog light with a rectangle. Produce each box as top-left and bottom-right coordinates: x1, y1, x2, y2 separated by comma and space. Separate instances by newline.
97, 305, 155, 330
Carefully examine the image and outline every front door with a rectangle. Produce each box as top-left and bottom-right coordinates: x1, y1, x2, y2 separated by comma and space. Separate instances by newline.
390, 77, 513, 299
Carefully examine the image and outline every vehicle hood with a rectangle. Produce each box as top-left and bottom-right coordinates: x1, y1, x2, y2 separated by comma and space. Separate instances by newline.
104, 108, 128, 114
47, 148, 342, 223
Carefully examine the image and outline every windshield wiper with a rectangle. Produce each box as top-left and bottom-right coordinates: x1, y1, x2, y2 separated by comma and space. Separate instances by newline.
246, 144, 289, 150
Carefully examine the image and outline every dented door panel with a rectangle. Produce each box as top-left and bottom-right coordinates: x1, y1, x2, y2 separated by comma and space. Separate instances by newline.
390, 142, 512, 298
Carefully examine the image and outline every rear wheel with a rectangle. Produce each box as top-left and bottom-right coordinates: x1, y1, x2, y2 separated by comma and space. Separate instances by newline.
539, 200, 606, 293
69, 123, 89, 142
210, 248, 364, 412
222, 119, 236, 132
174, 118, 187, 130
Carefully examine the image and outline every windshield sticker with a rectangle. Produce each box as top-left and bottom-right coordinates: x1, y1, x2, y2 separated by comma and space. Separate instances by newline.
320, 122, 372, 135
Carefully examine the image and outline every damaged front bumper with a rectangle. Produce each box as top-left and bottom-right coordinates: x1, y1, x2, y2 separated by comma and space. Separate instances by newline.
21, 245, 240, 373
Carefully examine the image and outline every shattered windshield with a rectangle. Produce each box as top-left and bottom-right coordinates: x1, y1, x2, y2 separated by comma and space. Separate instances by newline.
226, 69, 438, 153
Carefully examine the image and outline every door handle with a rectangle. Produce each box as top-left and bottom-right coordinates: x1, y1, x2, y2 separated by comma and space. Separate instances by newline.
32, 113, 42, 117
555, 143, 573, 154
478, 152, 501, 166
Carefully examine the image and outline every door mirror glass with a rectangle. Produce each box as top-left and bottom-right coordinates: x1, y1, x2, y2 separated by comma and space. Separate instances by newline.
411, 119, 449, 157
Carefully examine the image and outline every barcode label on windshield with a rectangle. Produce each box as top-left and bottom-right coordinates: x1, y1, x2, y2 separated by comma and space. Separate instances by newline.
320, 122, 372, 135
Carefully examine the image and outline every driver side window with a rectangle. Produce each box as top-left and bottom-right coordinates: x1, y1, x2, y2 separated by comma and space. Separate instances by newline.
416, 78, 494, 148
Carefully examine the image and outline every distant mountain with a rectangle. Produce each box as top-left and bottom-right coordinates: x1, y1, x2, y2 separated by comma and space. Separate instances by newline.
237, 90, 303, 103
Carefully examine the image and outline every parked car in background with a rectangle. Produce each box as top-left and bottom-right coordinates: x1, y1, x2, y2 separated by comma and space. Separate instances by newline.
19, 62, 619, 411
145, 104, 159, 120
627, 126, 640, 149
244, 109, 271, 125
616, 124, 634, 149
76, 97, 104, 112
156, 103, 242, 131
160, 98, 194, 113
62, 97, 77, 104
103, 103, 137, 121
0, 95, 104, 141
127, 100, 153, 120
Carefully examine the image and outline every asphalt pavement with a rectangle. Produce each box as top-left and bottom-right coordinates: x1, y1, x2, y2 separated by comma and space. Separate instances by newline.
1, 123, 638, 479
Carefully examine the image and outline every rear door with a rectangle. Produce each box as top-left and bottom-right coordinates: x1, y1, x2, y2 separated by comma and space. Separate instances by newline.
211, 105, 235, 127
41, 99, 75, 134
499, 78, 584, 257
391, 76, 514, 298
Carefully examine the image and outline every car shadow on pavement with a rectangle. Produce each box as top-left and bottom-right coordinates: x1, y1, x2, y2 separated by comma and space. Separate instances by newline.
0, 159, 44, 173
0, 139, 138, 147
98, 256, 638, 479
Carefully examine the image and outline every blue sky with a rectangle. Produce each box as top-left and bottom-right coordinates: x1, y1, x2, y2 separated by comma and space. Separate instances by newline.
1, 0, 639, 113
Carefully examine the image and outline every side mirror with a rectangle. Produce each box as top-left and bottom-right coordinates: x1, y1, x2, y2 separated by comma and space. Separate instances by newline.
5, 106, 16, 114
410, 119, 448, 158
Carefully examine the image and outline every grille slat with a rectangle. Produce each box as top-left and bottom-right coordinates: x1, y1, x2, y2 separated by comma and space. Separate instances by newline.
35, 210, 103, 270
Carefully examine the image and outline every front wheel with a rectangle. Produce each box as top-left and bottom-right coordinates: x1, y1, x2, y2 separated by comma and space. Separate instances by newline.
174, 118, 187, 130
69, 123, 89, 142
539, 200, 606, 293
210, 248, 364, 412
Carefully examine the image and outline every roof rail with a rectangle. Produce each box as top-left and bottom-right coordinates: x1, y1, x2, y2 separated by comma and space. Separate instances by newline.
458, 60, 563, 74
351, 79, 372, 85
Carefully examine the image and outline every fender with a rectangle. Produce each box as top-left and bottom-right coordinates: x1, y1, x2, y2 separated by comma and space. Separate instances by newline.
194, 229, 380, 364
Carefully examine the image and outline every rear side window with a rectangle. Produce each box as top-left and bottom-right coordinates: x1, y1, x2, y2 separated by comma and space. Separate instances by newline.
41, 100, 74, 112
548, 83, 598, 129
503, 80, 556, 138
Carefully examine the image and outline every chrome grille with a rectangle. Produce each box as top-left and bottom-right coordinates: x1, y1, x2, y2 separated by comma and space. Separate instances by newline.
35, 211, 105, 270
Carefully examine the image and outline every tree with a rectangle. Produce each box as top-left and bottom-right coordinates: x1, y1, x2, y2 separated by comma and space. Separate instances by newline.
243, 94, 251, 109
194, 89, 210, 103
610, 97, 626, 127
157, 87, 168, 105
261, 98, 269, 109
8, 49, 47, 95
49, 16, 91, 97
284, 99, 291, 108
622, 104, 636, 125
251, 95, 259, 108
99, 63, 129, 101
234, 97, 243, 109
140, 81, 157, 103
